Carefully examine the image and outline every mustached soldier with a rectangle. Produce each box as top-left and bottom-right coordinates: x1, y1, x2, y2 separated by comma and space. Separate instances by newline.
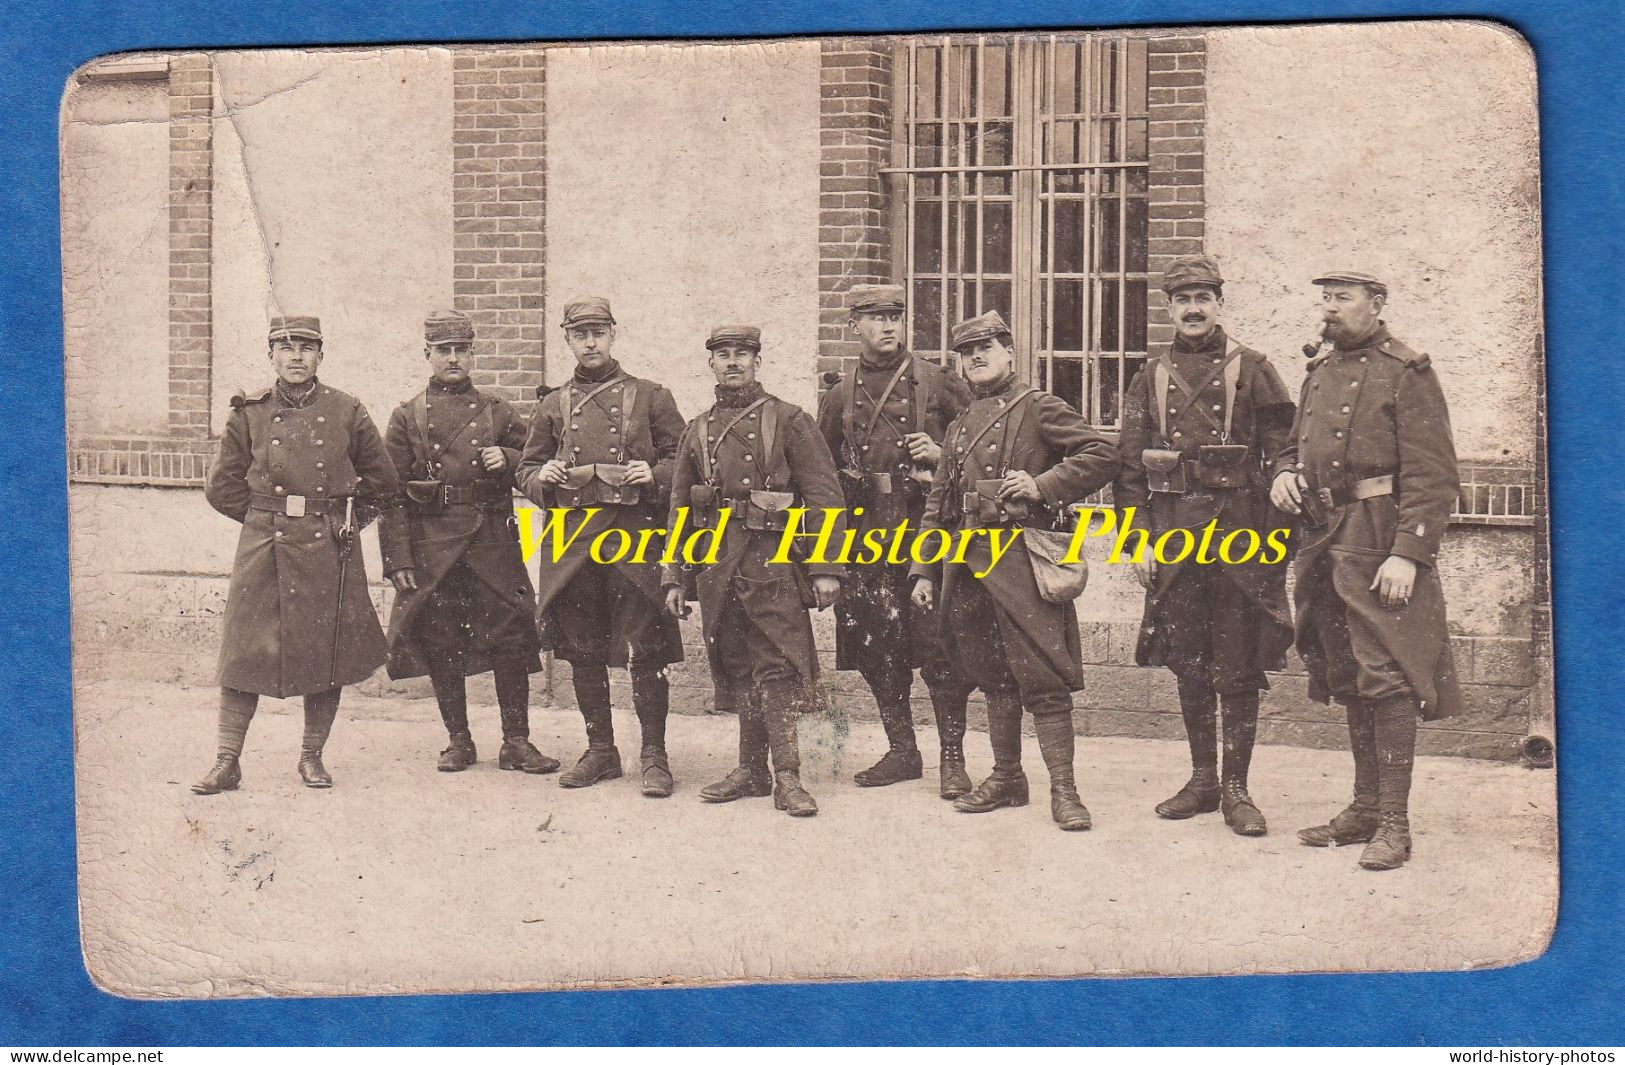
516, 297, 688, 797
816, 284, 975, 796
195, 315, 412, 794
1113, 255, 1296, 836
382, 310, 558, 775
910, 311, 1119, 831
1270, 270, 1463, 870
662, 325, 845, 818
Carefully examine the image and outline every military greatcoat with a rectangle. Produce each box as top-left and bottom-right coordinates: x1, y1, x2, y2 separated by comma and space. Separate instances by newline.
515, 362, 687, 667
205, 380, 411, 697
911, 375, 1119, 698
664, 383, 847, 689
381, 379, 541, 680
1272, 323, 1463, 720
1114, 326, 1297, 690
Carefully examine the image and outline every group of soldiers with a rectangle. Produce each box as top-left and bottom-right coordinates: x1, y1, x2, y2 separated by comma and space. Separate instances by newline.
194, 253, 1461, 872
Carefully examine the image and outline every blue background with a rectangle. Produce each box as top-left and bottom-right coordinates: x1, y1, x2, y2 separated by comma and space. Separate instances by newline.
2, 0, 1620, 1046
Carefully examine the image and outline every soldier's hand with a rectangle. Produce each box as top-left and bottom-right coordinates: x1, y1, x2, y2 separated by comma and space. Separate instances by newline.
904, 432, 941, 467
538, 458, 570, 485
1371, 554, 1418, 610
1270, 471, 1306, 514
999, 470, 1043, 503
911, 577, 935, 611
623, 460, 655, 486
664, 585, 689, 619
1132, 560, 1155, 590
480, 447, 507, 472
811, 575, 841, 610
389, 568, 418, 593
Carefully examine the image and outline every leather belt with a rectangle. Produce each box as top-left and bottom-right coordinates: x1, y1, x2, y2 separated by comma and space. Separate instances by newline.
249, 491, 340, 517
441, 483, 512, 506
1319, 474, 1394, 507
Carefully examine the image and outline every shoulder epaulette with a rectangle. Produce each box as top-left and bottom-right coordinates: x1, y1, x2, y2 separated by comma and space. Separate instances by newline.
536, 383, 557, 400
1378, 337, 1431, 369
230, 387, 271, 410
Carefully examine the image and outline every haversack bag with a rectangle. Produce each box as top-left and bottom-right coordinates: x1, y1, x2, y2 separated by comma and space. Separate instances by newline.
1022, 526, 1089, 603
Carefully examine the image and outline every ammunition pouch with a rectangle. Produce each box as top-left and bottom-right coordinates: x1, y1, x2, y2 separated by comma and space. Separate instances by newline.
1142, 449, 1187, 494
1195, 444, 1251, 490
555, 463, 642, 508
405, 480, 445, 515
742, 490, 797, 532
962, 478, 1031, 527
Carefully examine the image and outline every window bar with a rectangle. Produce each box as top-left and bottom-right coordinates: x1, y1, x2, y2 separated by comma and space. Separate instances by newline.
1085, 34, 1102, 422
974, 38, 986, 325
1116, 38, 1130, 425
905, 40, 920, 356
1044, 35, 1057, 396
941, 37, 955, 345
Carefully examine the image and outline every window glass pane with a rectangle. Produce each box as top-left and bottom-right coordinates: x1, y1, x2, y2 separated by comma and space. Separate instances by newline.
982, 119, 1012, 167
1101, 116, 1120, 163
983, 200, 1013, 273
962, 44, 979, 117
1126, 38, 1148, 114
916, 47, 940, 119
1097, 197, 1122, 271
985, 44, 1010, 116
1053, 280, 1085, 351
1096, 357, 1124, 424
979, 279, 1012, 324
912, 280, 942, 351
1055, 42, 1079, 114
1126, 168, 1147, 195
1126, 279, 1148, 352
1100, 278, 1121, 352
1126, 198, 1148, 273
913, 199, 942, 273
1054, 198, 1087, 274
955, 201, 974, 274
913, 122, 942, 170
1051, 357, 1084, 413
1126, 117, 1148, 161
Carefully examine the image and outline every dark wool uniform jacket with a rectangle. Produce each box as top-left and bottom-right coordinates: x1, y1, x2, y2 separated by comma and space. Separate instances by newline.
380, 380, 541, 680
1272, 322, 1464, 719
910, 374, 1119, 695
206, 381, 410, 698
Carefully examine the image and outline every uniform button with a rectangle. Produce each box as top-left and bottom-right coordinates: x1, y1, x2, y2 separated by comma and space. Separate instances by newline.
470, 439, 479, 446
997, 399, 1005, 406
1312, 383, 1319, 391
469, 402, 477, 409
315, 440, 323, 446
317, 416, 325, 423
271, 439, 281, 446
433, 444, 442, 451
742, 477, 751, 485
985, 466, 994, 473
862, 445, 870, 451
956, 446, 964, 453
427, 422, 434, 429
1305, 408, 1313, 415
316, 486, 326, 493
1360, 356, 1368, 363
747, 432, 756, 439
315, 530, 324, 539
1331, 460, 1341, 468
1169, 407, 1178, 415
571, 424, 580, 431
1341, 405, 1351, 414
1296, 462, 1305, 470
275, 530, 284, 538
1350, 381, 1358, 388
1210, 429, 1219, 436
708, 436, 715, 442
316, 462, 324, 469
471, 459, 479, 466
744, 455, 753, 462
609, 427, 618, 434
273, 416, 282, 423
274, 485, 286, 494
1211, 404, 1221, 412
610, 407, 618, 414
1173, 430, 1182, 438
1335, 431, 1344, 439
573, 447, 581, 453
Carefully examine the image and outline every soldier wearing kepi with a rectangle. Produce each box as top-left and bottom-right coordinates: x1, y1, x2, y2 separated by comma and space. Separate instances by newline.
1114, 255, 1296, 836
516, 297, 688, 797
663, 325, 845, 818
1270, 270, 1462, 871
382, 310, 558, 775
816, 284, 976, 796
909, 311, 1118, 831
195, 315, 412, 794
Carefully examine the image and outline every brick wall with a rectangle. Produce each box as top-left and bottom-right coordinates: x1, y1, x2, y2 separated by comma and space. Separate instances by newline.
452, 49, 548, 413
815, 40, 894, 383
1145, 35, 1207, 352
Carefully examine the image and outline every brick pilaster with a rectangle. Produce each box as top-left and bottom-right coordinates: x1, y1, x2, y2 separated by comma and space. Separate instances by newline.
816, 40, 894, 381
167, 54, 213, 437
452, 49, 547, 412
1145, 35, 1207, 353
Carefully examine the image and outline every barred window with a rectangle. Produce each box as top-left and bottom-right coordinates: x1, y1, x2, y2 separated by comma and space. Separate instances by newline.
889, 35, 1150, 427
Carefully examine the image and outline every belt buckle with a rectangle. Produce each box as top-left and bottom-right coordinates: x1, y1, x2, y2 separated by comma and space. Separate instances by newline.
285, 494, 307, 517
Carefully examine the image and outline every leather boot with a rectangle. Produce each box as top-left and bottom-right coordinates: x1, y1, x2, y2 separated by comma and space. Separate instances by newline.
298, 753, 333, 789
499, 738, 559, 774
496, 655, 558, 774
438, 731, 477, 772
1297, 801, 1380, 847
641, 747, 675, 798
1034, 706, 1089, 831
700, 765, 773, 803
1221, 779, 1267, 837
299, 689, 339, 789
1050, 781, 1092, 831
558, 746, 622, 788
191, 754, 242, 795
855, 668, 923, 787
1358, 812, 1413, 870
929, 681, 972, 799
1155, 771, 1221, 819
953, 770, 1029, 813
773, 769, 818, 817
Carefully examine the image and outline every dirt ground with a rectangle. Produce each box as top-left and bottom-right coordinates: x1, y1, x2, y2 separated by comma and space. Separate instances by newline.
72, 678, 1558, 998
